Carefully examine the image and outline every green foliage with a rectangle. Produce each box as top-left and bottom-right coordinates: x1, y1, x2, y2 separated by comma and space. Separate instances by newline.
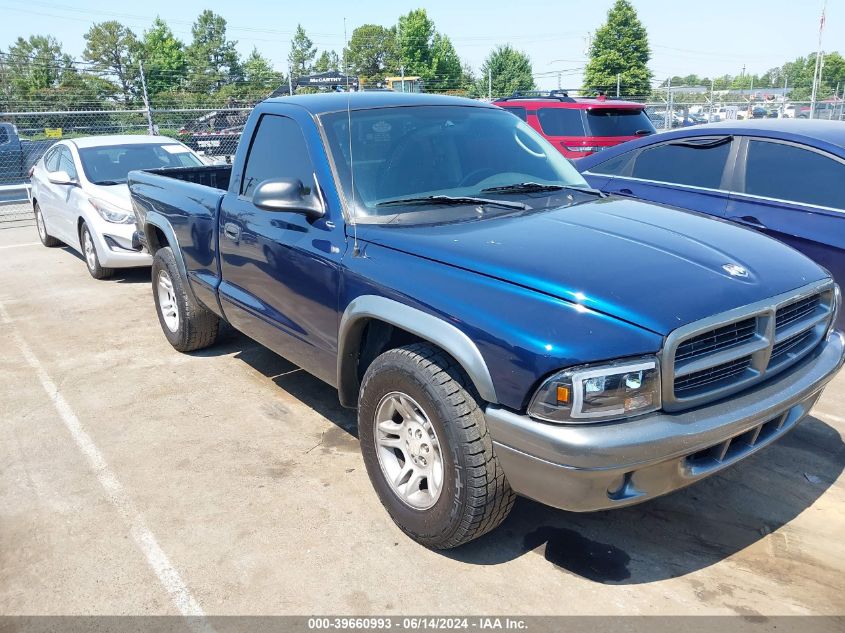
141, 17, 187, 97
288, 25, 316, 78
473, 45, 534, 98
428, 34, 462, 92
397, 9, 435, 79
239, 48, 282, 99
82, 21, 140, 103
584, 0, 652, 97
5, 35, 72, 97
344, 24, 398, 82
313, 50, 340, 73
185, 10, 241, 93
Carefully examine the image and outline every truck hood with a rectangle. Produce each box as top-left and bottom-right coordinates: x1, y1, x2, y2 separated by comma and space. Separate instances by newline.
85, 183, 132, 211
356, 197, 828, 335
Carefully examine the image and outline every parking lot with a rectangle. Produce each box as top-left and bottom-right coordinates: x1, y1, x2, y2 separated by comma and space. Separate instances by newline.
1, 218, 844, 618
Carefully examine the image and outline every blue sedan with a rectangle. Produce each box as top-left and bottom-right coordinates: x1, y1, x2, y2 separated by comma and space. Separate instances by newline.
576, 119, 844, 327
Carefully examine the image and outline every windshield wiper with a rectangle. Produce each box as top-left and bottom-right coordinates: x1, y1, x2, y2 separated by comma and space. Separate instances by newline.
376, 195, 528, 211
481, 182, 565, 194
93, 179, 125, 185
483, 182, 606, 198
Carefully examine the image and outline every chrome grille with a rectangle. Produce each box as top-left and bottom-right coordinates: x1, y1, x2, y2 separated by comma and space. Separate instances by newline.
661, 281, 835, 412
675, 318, 757, 362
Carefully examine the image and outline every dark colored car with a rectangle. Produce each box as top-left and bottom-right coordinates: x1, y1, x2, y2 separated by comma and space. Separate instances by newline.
494, 91, 655, 159
0, 122, 57, 187
128, 94, 843, 549
576, 119, 845, 328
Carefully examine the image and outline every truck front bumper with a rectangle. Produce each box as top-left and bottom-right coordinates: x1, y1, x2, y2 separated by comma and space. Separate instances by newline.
486, 330, 845, 512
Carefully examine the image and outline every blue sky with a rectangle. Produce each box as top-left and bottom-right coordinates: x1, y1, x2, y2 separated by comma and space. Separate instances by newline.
0, 0, 839, 90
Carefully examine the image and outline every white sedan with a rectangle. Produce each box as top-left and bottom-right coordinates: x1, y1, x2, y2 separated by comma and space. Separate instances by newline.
30, 135, 204, 279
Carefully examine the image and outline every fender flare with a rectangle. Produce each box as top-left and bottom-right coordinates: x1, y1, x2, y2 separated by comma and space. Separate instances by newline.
337, 295, 498, 407
143, 211, 200, 305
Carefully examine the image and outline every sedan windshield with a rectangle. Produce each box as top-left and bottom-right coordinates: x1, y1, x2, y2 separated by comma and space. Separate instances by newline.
321, 105, 590, 224
78, 143, 203, 185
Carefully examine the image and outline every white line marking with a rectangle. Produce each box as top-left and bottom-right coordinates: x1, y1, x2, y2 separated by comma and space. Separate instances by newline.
0, 242, 40, 249
815, 411, 845, 425
1, 302, 213, 630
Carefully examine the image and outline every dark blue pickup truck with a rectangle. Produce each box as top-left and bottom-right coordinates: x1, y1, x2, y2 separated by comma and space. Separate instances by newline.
129, 93, 844, 549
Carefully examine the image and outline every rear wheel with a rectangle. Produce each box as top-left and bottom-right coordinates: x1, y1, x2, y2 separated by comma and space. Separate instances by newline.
152, 246, 220, 352
358, 343, 515, 549
34, 202, 60, 247
80, 222, 114, 279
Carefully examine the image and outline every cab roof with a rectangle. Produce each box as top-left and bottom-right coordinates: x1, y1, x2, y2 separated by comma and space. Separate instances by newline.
264, 91, 494, 114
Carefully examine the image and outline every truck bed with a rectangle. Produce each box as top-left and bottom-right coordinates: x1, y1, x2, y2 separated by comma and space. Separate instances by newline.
139, 164, 233, 191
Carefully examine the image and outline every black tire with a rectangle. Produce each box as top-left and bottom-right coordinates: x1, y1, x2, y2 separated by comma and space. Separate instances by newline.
34, 202, 60, 247
359, 343, 515, 549
80, 222, 115, 279
151, 246, 220, 352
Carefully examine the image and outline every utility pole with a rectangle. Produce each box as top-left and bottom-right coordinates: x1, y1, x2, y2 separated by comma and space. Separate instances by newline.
666, 77, 672, 130
782, 75, 788, 117
616, 73, 620, 98
400, 65, 405, 94
138, 59, 155, 135
810, 0, 827, 120
288, 65, 294, 95
709, 78, 714, 122
488, 67, 492, 100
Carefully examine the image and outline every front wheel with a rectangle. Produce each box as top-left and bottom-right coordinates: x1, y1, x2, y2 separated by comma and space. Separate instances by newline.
151, 246, 220, 352
358, 343, 515, 549
80, 222, 114, 279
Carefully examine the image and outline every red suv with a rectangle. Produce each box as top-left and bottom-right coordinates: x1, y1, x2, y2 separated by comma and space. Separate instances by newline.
494, 91, 656, 159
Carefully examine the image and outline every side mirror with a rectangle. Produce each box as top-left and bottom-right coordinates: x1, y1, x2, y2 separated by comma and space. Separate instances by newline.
48, 170, 77, 186
251, 178, 324, 220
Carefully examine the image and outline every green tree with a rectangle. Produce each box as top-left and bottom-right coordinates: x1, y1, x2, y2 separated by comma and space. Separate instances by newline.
313, 50, 340, 73
288, 25, 316, 79
241, 48, 281, 97
186, 10, 241, 93
344, 24, 398, 81
475, 45, 534, 98
428, 33, 462, 92
82, 21, 140, 103
141, 17, 187, 96
5, 35, 73, 99
583, 0, 652, 97
397, 9, 435, 79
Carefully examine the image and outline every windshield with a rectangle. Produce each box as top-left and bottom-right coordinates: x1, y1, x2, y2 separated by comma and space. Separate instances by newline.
584, 108, 655, 137
321, 105, 589, 224
78, 143, 203, 185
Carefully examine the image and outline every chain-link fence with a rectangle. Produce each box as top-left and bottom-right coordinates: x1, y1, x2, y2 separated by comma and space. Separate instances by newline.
2, 95, 843, 225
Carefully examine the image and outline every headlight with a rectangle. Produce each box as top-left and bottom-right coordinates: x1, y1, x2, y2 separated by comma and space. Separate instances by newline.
528, 357, 661, 424
89, 197, 134, 224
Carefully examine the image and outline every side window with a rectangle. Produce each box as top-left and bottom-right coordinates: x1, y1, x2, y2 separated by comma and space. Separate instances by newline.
44, 147, 61, 172
586, 152, 633, 176
501, 107, 527, 121
744, 140, 845, 210
537, 108, 585, 136
241, 114, 313, 199
0, 126, 9, 145
630, 139, 731, 189
58, 147, 78, 179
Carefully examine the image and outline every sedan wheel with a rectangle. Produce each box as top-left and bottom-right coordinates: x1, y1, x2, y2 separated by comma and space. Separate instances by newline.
79, 223, 114, 279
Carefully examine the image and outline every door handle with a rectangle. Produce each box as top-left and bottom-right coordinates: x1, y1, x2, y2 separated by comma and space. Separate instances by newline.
223, 222, 241, 241
730, 215, 767, 230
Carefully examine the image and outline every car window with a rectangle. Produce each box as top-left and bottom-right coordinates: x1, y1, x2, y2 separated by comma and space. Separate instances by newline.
0, 126, 9, 145
501, 107, 527, 121
58, 146, 77, 179
44, 146, 61, 172
585, 109, 655, 137
537, 108, 585, 136
585, 152, 633, 176
241, 114, 314, 199
77, 143, 203, 184
630, 139, 731, 189
744, 139, 845, 209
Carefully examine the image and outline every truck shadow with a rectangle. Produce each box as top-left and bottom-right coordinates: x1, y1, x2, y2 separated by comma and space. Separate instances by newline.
192, 331, 844, 585
445, 415, 844, 584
